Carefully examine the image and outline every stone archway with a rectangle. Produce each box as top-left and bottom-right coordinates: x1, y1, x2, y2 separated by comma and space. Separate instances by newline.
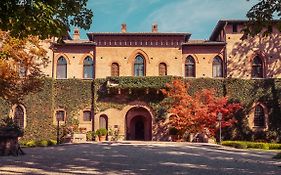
125, 107, 152, 141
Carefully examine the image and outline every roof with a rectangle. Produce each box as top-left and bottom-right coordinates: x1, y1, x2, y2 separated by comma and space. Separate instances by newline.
209, 20, 247, 41
52, 39, 96, 46
87, 32, 191, 41
183, 40, 226, 46
209, 19, 281, 41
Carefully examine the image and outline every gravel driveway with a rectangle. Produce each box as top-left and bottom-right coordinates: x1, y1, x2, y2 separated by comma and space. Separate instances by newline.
0, 141, 280, 175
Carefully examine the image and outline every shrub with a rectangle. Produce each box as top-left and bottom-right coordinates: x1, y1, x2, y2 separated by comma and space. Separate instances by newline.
222, 141, 281, 150
96, 128, 107, 136
47, 139, 57, 146
269, 143, 281, 150
37, 140, 49, 147
86, 131, 96, 141
26, 140, 36, 147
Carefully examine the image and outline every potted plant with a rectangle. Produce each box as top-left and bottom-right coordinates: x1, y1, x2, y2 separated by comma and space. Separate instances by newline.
169, 127, 179, 142
86, 131, 96, 141
96, 128, 107, 142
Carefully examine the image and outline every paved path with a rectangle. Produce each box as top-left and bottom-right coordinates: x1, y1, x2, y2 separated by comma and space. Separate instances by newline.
0, 141, 280, 175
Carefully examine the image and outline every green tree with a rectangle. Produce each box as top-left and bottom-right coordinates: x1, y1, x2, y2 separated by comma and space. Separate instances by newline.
0, 0, 93, 39
246, 0, 281, 36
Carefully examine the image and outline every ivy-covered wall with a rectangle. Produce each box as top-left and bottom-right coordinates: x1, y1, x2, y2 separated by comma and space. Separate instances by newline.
1, 77, 281, 142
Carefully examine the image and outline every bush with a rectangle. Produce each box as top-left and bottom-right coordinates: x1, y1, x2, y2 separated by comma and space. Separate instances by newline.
26, 140, 36, 147
96, 128, 107, 136
86, 131, 96, 141
47, 139, 57, 146
222, 141, 281, 150
269, 143, 281, 150
37, 140, 49, 147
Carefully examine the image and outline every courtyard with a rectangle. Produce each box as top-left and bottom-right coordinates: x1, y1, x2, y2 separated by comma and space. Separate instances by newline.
0, 142, 280, 175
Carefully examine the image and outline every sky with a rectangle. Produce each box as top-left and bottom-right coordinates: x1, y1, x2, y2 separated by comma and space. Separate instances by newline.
78, 0, 259, 40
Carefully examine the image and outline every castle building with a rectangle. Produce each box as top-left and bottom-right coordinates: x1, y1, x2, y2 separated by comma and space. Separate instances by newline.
8, 20, 281, 141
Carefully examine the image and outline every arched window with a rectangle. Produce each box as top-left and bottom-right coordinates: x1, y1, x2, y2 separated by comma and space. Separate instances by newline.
83, 56, 94, 79
134, 55, 145, 76
56, 110, 65, 122
185, 56, 195, 77
83, 111, 91, 122
254, 105, 265, 127
111, 63, 119, 76
212, 56, 223, 78
99, 115, 108, 129
57, 57, 67, 79
252, 56, 264, 78
159, 63, 167, 76
14, 105, 25, 129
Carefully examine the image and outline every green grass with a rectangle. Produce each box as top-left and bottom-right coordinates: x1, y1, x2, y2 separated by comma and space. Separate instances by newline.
222, 141, 281, 150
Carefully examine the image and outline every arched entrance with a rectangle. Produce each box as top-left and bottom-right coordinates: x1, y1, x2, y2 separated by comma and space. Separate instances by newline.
125, 107, 152, 141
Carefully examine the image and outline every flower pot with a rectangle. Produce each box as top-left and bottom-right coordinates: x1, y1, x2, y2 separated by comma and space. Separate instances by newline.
98, 135, 106, 142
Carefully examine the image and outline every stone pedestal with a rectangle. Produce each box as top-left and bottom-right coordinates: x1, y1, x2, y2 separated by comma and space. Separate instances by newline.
0, 131, 20, 156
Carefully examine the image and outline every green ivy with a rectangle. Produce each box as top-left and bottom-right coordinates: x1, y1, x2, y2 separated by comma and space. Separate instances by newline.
0, 77, 281, 142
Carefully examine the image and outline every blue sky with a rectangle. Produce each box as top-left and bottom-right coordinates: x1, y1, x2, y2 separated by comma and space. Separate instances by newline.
78, 0, 258, 40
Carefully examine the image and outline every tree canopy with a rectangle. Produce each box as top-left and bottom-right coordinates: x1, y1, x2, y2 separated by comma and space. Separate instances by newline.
0, 0, 93, 102
0, 0, 93, 39
246, 0, 281, 35
162, 79, 241, 139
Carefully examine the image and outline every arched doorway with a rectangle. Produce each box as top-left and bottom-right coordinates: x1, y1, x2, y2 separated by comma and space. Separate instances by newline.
125, 107, 152, 141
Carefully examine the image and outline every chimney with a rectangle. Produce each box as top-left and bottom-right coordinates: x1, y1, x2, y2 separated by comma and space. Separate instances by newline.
73, 28, 80, 40
121, 23, 127, 33
152, 23, 158, 33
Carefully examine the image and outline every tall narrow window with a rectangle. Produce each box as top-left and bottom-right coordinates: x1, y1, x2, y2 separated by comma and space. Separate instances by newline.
99, 115, 108, 129
14, 105, 24, 129
57, 57, 67, 79
83, 56, 94, 79
134, 55, 145, 76
83, 111, 91, 122
56, 110, 65, 121
252, 56, 263, 78
232, 24, 238, 33
159, 63, 167, 76
254, 105, 265, 127
212, 56, 223, 78
111, 63, 119, 76
185, 56, 195, 77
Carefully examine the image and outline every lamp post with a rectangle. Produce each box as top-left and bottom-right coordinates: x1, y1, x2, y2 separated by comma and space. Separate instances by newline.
56, 113, 63, 145
217, 112, 222, 145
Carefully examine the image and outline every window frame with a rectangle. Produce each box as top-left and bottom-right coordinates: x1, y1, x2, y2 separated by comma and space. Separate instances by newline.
159, 62, 167, 76
134, 55, 145, 76
253, 105, 266, 127
56, 56, 67, 79
212, 56, 223, 78
185, 56, 196, 78
111, 62, 120, 76
83, 56, 94, 79
251, 56, 264, 78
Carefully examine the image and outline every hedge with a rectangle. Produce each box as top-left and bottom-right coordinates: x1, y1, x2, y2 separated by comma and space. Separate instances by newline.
222, 141, 281, 150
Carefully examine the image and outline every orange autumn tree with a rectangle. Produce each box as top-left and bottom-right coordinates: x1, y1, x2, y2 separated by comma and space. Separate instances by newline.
0, 31, 48, 103
162, 79, 241, 138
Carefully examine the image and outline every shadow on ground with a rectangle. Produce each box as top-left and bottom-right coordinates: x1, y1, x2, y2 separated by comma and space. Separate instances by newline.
0, 142, 280, 175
